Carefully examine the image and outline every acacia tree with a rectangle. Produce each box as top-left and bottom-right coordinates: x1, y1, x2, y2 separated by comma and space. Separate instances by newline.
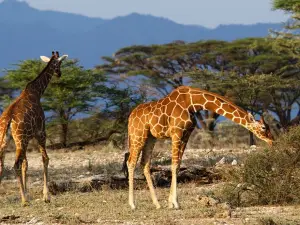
98, 40, 230, 134
98, 38, 299, 143
4, 59, 106, 147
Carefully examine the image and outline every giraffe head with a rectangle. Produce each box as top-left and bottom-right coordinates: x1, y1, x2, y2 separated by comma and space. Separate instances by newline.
247, 113, 273, 146
40, 51, 68, 77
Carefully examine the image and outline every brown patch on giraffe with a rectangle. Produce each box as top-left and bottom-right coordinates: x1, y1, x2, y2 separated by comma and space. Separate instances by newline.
233, 117, 241, 124
225, 113, 234, 120
136, 108, 145, 118
166, 101, 176, 112
169, 91, 179, 101
150, 115, 159, 125
172, 105, 183, 117
161, 97, 170, 106
174, 118, 186, 128
153, 108, 162, 117
184, 120, 193, 127
216, 108, 225, 115
233, 110, 240, 118
177, 94, 189, 109
177, 87, 190, 93
153, 124, 163, 134
240, 118, 247, 126
180, 111, 190, 121
222, 103, 235, 113
159, 114, 168, 126
191, 94, 206, 105
204, 94, 215, 101
204, 102, 218, 111
214, 99, 222, 107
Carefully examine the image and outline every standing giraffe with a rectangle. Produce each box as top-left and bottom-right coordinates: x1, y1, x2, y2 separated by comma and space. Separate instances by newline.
0, 51, 68, 205
126, 86, 273, 210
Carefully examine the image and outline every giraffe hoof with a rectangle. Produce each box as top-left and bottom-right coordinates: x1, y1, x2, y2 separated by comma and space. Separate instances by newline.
168, 202, 180, 209
129, 204, 136, 210
43, 196, 51, 203
21, 201, 30, 207
155, 204, 161, 209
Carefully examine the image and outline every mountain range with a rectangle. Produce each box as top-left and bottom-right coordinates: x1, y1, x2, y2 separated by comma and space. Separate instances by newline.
0, 0, 283, 71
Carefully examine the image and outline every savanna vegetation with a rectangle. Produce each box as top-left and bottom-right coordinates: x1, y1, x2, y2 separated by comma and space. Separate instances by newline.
0, 0, 300, 224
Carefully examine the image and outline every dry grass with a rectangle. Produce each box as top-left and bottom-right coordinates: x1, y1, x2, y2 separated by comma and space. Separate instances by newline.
1, 144, 300, 224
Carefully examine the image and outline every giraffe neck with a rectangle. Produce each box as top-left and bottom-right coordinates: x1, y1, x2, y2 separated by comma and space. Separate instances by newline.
25, 61, 55, 97
189, 88, 253, 129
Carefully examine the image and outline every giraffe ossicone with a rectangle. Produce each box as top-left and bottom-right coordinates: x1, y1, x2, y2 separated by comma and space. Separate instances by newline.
0, 51, 68, 206
40, 54, 68, 63
126, 86, 273, 210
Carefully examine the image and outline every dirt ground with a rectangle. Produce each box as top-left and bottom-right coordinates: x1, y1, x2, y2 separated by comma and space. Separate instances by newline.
1, 144, 300, 225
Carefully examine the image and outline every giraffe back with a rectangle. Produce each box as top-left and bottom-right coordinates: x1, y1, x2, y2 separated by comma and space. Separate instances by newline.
128, 89, 195, 139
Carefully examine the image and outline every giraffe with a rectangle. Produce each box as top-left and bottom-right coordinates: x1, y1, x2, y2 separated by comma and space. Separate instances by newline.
0, 51, 68, 206
126, 86, 273, 210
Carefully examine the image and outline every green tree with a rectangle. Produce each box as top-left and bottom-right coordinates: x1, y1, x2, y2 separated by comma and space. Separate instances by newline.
5, 59, 106, 147
99, 38, 299, 144
271, 0, 300, 78
273, 0, 300, 30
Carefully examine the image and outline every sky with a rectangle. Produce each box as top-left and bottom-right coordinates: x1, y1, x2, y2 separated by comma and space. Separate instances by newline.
10, 0, 289, 28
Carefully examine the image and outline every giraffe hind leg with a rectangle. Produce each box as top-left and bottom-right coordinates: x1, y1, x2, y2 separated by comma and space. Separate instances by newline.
0, 145, 6, 183
14, 142, 29, 206
140, 135, 161, 209
169, 128, 193, 209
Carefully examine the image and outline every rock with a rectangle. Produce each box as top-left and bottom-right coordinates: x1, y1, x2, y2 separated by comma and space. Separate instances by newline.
231, 159, 238, 166
198, 196, 220, 207
216, 157, 226, 165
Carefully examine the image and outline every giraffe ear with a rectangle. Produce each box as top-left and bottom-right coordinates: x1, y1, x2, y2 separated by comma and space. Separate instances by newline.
40, 56, 51, 63
58, 55, 68, 62
248, 112, 256, 123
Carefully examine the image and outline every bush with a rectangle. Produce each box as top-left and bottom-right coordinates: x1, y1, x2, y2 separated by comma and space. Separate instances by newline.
220, 126, 300, 206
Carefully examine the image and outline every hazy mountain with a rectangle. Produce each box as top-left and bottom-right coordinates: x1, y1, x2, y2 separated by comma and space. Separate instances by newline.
0, 0, 283, 71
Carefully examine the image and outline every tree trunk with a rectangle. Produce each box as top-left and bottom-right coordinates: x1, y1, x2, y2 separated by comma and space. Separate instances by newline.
59, 109, 68, 147
249, 131, 255, 146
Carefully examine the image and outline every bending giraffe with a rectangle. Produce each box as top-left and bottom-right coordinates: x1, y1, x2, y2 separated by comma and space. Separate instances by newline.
126, 86, 273, 210
0, 51, 68, 205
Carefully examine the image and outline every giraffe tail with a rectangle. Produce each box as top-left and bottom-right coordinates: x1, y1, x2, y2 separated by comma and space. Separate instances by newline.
0, 108, 13, 150
0, 108, 12, 182
121, 134, 130, 178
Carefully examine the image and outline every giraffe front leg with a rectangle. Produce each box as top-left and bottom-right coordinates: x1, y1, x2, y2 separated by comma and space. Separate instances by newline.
21, 157, 28, 193
39, 145, 50, 203
128, 157, 137, 210
0, 147, 5, 183
168, 138, 181, 209
127, 142, 144, 210
169, 163, 179, 209
141, 136, 160, 209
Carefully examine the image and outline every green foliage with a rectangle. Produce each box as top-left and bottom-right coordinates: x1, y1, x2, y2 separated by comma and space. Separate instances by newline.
189, 37, 300, 128
273, 0, 300, 16
271, 0, 300, 78
221, 126, 300, 206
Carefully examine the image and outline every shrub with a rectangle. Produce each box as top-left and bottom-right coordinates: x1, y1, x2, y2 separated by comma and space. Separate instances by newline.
220, 126, 300, 206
